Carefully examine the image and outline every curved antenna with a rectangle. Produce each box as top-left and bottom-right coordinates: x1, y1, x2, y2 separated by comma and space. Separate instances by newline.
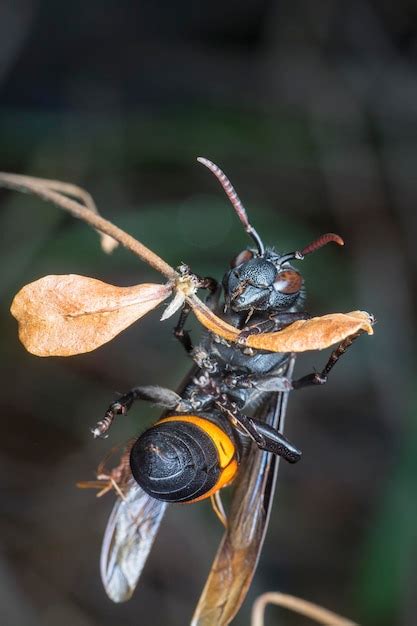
300, 233, 344, 256
279, 233, 344, 265
197, 157, 265, 256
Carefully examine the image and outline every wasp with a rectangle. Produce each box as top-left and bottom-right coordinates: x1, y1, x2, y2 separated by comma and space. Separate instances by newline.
80, 158, 370, 625
3, 159, 372, 624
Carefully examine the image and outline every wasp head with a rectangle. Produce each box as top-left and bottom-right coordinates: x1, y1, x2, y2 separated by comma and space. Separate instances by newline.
223, 248, 304, 313
197, 157, 344, 317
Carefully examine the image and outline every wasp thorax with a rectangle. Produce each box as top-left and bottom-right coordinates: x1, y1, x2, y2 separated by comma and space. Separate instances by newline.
130, 416, 238, 503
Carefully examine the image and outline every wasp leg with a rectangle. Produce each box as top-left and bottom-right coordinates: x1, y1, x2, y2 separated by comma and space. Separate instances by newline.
77, 441, 133, 497
238, 311, 310, 342
250, 418, 301, 463
292, 330, 364, 390
210, 492, 228, 528
91, 385, 183, 438
173, 303, 193, 353
215, 398, 301, 463
173, 277, 220, 354
201, 277, 221, 309
224, 372, 292, 393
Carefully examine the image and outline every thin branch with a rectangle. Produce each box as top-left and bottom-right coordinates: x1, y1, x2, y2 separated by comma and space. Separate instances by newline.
0, 172, 177, 279
25, 175, 119, 253
251, 592, 358, 626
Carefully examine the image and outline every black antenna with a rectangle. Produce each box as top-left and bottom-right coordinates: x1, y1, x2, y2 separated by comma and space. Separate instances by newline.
197, 157, 265, 256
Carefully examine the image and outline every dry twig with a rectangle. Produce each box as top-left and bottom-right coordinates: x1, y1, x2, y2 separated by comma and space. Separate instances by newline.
251, 592, 358, 626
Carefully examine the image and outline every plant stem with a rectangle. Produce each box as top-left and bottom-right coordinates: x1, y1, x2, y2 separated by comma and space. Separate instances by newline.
251, 592, 358, 626
0, 172, 177, 279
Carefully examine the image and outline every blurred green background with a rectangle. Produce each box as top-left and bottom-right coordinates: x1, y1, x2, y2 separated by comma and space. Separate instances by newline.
1, 1, 416, 625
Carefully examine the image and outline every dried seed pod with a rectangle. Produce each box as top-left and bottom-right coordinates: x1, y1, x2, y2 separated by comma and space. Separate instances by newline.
189, 296, 374, 352
10, 274, 172, 356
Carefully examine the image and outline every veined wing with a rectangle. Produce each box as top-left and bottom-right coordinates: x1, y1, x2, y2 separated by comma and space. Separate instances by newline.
100, 478, 167, 602
191, 356, 296, 626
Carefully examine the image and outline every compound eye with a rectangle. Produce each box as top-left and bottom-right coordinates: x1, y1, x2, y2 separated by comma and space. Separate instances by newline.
230, 249, 254, 268
274, 269, 302, 294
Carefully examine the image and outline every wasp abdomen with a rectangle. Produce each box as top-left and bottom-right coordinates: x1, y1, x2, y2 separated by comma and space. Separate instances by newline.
130, 415, 238, 503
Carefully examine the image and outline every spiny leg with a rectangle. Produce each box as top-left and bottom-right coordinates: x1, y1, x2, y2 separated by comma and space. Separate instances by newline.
77, 441, 133, 498
238, 311, 310, 341
215, 396, 301, 463
92, 385, 183, 438
292, 330, 364, 390
173, 303, 193, 353
223, 371, 292, 393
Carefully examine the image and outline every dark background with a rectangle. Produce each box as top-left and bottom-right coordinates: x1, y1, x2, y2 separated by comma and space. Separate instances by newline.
1, 1, 416, 625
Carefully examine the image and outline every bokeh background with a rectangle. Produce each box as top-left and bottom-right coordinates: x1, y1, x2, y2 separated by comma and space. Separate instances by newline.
1, 1, 416, 625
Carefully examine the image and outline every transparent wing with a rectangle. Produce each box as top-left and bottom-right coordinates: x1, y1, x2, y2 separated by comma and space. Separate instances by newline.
191, 356, 296, 626
100, 478, 168, 602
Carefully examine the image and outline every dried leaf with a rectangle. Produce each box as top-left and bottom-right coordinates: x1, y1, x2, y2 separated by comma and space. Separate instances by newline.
11, 275, 172, 357
189, 296, 374, 352
245, 311, 374, 352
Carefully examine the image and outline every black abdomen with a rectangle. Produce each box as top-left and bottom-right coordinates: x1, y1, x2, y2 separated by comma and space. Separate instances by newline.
130, 416, 238, 503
